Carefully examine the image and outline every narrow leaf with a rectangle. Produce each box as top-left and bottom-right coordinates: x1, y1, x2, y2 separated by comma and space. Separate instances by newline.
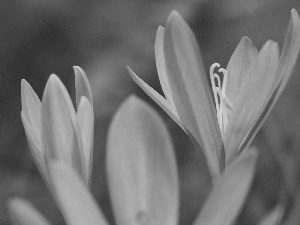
225, 41, 279, 163
74, 66, 93, 107
77, 96, 94, 187
41, 74, 86, 184
8, 198, 50, 225
164, 11, 223, 180
107, 95, 179, 225
49, 160, 108, 225
194, 147, 257, 225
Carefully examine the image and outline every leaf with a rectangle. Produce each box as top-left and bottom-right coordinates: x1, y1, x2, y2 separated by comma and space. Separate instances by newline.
41, 74, 86, 183
164, 11, 223, 180
193, 147, 257, 225
74, 66, 93, 107
77, 96, 94, 187
8, 198, 51, 225
226, 36, 258, 108
224, 41, 279, 163
49, 160, 108, 225
107, 95, 179, 225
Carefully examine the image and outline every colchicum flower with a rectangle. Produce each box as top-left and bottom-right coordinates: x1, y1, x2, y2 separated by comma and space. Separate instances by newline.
21, 66, 94, 188
128, 9, 300, 181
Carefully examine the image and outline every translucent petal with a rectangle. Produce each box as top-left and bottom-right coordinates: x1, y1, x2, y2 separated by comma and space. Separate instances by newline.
74, 66, 93, 107
49, 160, 108, 225
77, 96, 94, 187
21, 79, 42, 145
224, 41, 279, 162
41, 74, 86, 183
164, 11, 223, 179
107, 95, 179, 225
8, 198, 51, 225
155, 26, 175, 106
193, 147, 257, 225
128, 67, 183, 130
226, 36, 258, 108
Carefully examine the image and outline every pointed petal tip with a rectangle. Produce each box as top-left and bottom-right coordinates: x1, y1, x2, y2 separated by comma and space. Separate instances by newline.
167, 10, 186, 26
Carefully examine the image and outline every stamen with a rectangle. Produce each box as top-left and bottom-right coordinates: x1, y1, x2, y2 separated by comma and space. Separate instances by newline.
209, 63, 233, 136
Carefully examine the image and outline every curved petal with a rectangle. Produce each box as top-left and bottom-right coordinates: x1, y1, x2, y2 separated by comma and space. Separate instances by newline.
225, 9, 300, 161
8, 198, 51, 225
226, 36, 258, 108
74, 66, 93, 107
224, 41, 279, 163
77, 96, 94, 187
49, 160, 108, 225
164, 11, 223, 179
128, 67, 183, 130
194, 147, 257, 225
41, 74, 86, 184
21, 79, 42, 145
107, 95, 179, 225
155, 26, 175, 106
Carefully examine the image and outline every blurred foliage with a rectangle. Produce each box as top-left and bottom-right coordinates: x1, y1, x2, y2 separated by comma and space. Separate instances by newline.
1, 0, 300, 224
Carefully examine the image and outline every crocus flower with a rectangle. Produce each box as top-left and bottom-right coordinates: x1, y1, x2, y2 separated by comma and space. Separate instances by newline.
21, 66, 94, 188
128, 9, 300, 181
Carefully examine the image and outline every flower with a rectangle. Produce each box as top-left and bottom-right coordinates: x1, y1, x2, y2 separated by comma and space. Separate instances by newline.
128, 9, 300, 180
21, 66, 94, 188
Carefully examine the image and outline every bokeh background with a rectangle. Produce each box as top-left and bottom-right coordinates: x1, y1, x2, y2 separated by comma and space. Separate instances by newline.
1, 0, 300, 224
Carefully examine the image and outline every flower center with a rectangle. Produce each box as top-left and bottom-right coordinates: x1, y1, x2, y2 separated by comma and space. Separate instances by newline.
210, 63, 233, 137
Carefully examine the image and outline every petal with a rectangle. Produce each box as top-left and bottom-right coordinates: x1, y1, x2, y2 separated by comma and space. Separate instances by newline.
107, 95, 179, 225
74, 66, 93, 107
21, 79, 42, 145
21, 112, 49, 183
8, 198, 51, 225
49, 160, 108, 225
258, 205, 284, 225
155, 26, 175, 106
164, 11, 223, 179
224, 41, 279, 163
233, 9, 300, 156
77, 96, 94, 187
193, 147, 257, 225
128, 67, 183, 130
226, 36, 258, 108
41, 74, 86, 184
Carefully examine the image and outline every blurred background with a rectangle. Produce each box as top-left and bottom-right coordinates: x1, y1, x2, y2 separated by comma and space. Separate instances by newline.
1, 0, 300, 224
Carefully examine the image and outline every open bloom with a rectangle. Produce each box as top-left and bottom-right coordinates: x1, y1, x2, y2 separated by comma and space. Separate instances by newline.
21, 66, 94, 187
128, 9, 300, 180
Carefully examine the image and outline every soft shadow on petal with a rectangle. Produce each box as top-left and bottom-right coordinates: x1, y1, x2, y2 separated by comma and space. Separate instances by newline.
128, 67, 183, 130
155, 26, 175, 106
226, 36, 258, 108
226, 9, 300, 160
49, 160, 108, 225
107, 95, 179, 225
164, 11, 223, 179
41, 74, 86, 183
21, 112, 48, 182
21, 79, 42, 143
74, 66, 93, 107
258, 205, 284, 225
225, 41, 279, 163
8, 198, 51, 225
77, 96, 94, 187
193, 147, 257, 225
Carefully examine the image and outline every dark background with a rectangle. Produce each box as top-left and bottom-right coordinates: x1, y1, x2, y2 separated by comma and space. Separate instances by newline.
1, 0, 300, 224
